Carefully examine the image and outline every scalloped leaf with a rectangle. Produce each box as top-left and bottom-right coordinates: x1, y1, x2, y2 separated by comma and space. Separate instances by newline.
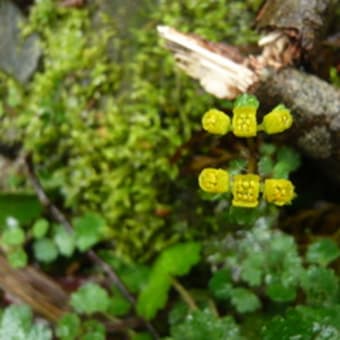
306, 239, 340, 267
137, 242, 201, 320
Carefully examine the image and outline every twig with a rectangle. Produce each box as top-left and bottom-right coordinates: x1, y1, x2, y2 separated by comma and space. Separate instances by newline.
24, 155, 160, 340
171, 277, 198, 311
0, 253, 69, 322
246, 139, 257, 173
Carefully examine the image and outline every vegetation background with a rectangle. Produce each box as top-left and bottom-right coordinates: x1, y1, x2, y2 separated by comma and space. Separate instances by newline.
0, 0, 339, 339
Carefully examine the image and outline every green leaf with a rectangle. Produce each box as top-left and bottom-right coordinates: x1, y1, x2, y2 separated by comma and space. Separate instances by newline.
137, 238, 200, 320
234, 93, 259, 109
228, 159, 248, 175
74, 213, 106, 252
27, 323, 53, 340
230, 288, 261, 313
272, 161, 291, 179
70, 282, 110, 315
276, 146, 301, 174
263, 305, 340, 340
0, 193, 42, 226
259, 143, 276, 156
120, 263, 150, 293
0, 304, 32, 338
170, 309, 243, 340
2, 227, 25, 246
208, 269, 233, 300
258, 156, 274, 177
300, 267, 338, 305
33, 238, 58, 263
54, 225, 75, 257
108, 294, 131, 317
82, 319, 106, 340
136, 273, 171, 320
32, 219, 49, 239
131, 333, 153, 340
295, 305, 340, 336
228, 206, 261, 226
7, 247, 28, 268
168, 301, 190, 326
306, 239, 340, 267
240, 254, 264, 286
0, 304, 52, 340
56, 313, 81, 340
262, 309, 313, 340
266, 282, 297, 302
154, 242, 201, 276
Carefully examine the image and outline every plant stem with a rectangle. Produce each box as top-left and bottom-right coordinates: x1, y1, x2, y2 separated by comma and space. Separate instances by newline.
246, 138, 257, 173
171, 277, 198, 311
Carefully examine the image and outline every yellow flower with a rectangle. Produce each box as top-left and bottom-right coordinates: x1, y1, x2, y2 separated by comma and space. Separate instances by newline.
262, 105, 293, 134
202, 109, 231, 135
263, 179, 295, 206
198, 168, 229, 193
232, 174, 260, 208
231, 94, 259, 137
232, 106, 257, 137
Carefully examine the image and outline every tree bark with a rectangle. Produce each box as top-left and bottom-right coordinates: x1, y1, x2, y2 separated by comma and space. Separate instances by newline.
254, 67, 340, 183
158, 0, 340, 184
256, 0, 337, 54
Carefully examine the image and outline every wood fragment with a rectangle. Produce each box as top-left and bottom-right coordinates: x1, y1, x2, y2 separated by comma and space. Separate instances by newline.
157, 26, 257, 99
0, 254, 69, 322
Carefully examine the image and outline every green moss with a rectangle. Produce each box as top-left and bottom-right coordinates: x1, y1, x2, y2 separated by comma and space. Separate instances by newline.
0, 0, 261, 260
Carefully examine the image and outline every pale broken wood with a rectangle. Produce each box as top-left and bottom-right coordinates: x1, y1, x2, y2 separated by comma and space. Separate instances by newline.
157, 25, 257, 99
157, 25, 298, 97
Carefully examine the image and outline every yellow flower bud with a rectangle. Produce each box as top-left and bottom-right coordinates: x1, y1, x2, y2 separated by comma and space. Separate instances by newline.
198, 168, 229, 193
202, 109, 231, 135
263, 179, 295, 206
262, 105, 293, 134
232, 174, 260, 208
232, 106, 257, 137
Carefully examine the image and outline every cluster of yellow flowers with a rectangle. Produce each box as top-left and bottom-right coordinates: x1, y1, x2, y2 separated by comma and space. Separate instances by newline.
198, 94, 296, 208
202, 95, 293, 137
199, 169, 295, 207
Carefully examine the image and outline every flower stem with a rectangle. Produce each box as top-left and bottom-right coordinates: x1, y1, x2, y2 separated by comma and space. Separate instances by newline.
171, 277, 198, 311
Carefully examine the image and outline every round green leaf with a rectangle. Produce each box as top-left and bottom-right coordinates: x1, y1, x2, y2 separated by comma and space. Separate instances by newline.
306, 239, 340, 267
33, 238, 58, 263
7, 248, 28, 268
54, 226, 75, 257
230, 288, 261, 313
73, 213, 106, 252
70, 283, 110, 315
208, 269, 233, 300
32, 219, 49, 239
56, 313, 81, 340
266, 282, 296, 303
2, 227, 25, 246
